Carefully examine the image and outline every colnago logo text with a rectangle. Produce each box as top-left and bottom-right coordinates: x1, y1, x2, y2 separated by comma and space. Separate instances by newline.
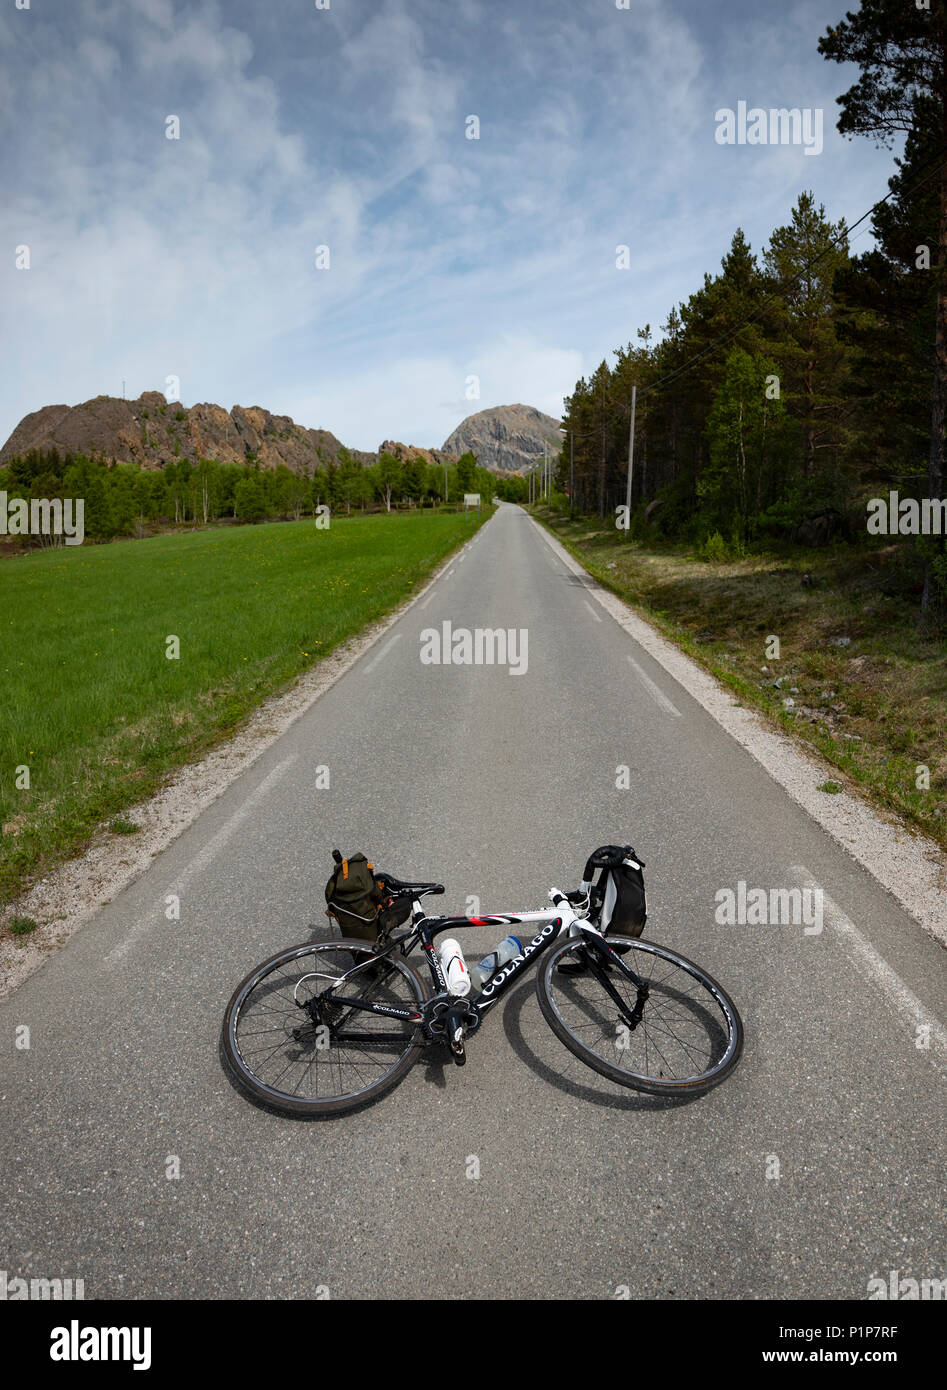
478, 923, 558, 998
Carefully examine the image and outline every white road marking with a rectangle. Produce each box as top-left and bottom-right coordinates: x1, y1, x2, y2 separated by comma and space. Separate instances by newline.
627, 655, 681, 717
528, 513, 947, 948
104, 756, 295, 963
418, 592, 434, 610
364, 633, 401, 672
582, 599, 602, 624
791, 866, 947, 1075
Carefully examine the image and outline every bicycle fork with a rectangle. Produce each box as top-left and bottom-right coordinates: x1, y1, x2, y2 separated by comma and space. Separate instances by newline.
585, 940, 650, 1030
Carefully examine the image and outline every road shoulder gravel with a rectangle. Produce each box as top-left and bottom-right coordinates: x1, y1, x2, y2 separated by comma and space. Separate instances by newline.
531, 512, 947, 950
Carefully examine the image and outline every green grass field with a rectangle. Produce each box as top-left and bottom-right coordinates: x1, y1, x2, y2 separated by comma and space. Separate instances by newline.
535, 506, 947, 850
1, 510, 487, 908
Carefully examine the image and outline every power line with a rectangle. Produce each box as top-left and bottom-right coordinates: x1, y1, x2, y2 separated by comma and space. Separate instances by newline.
651, 152, 947, 400
572, 149, 947, 416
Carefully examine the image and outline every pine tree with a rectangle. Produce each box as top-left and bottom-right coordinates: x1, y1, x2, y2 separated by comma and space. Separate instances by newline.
761, 192, 852, 493
834, 104, 941, 500
820, 0, 947, 611
703, 347, 788, 543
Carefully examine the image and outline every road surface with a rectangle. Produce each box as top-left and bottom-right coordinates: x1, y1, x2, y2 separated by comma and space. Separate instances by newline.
1, 503, 944, 1299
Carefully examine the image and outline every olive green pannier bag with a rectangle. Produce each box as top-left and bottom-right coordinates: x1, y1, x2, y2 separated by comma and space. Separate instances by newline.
324, 850, 413, 944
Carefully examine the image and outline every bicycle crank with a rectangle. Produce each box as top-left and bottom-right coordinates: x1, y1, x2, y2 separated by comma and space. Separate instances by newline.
422, 995, 480, 1063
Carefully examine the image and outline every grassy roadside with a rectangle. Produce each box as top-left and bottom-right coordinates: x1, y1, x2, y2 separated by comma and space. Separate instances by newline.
533, 505, 947, 851
1, 508, 491, 915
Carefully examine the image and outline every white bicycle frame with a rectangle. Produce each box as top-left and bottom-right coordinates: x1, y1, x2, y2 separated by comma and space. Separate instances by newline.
397, 887, 602, 1007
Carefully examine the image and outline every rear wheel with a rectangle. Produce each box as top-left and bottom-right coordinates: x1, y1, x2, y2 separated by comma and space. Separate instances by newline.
222, 940, 429, 1116
536, 935, 743, 1096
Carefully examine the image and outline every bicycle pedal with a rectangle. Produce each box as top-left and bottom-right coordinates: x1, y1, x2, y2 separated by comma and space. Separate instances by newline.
557, 950, 611, 974
558, 956, 620, 976
557, 959, 589, 976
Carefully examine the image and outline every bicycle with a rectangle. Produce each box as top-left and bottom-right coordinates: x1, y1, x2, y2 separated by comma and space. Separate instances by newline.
221, 845, 744, 1116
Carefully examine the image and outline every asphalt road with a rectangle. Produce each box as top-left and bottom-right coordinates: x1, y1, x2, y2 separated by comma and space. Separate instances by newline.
2, 503, 944, 1300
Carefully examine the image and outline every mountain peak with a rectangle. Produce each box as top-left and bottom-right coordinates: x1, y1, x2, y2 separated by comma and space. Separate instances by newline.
442, 403, 561, 473
0, 392, 371, 473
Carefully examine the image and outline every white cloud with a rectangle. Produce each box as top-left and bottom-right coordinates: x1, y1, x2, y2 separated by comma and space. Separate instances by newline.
0, 0, 900, 456
76, 37, 120, 81
285, 335, 578, 453
335, 0, 460, 164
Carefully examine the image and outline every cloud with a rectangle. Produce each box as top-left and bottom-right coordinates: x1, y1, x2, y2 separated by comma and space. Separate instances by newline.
285, 333, 577, 453
76, 37, 120, 81
0, 0, 899, 455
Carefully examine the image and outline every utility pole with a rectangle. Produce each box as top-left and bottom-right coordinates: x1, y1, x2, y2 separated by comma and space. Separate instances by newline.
444, 460, 448, 509
559, 427, 572, 518
543, 441, 548, 501
624, 385, 637, 540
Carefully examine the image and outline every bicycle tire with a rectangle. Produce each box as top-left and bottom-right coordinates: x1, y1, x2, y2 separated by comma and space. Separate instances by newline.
536, 934, 743, 1097
222, 939, 429, 1116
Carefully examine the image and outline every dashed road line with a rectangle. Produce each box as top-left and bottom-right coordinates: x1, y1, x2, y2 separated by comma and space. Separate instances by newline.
104, 755, 295, 964
791, 865, 947, 1074
364, 633, 401, 672
627, 655, 682, 717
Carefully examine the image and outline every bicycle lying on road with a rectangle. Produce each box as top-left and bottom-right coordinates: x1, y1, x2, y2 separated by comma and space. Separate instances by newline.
221, 845, 744, 1116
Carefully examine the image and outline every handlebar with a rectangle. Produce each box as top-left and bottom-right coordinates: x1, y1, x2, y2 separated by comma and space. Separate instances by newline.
582, 843, 645, 882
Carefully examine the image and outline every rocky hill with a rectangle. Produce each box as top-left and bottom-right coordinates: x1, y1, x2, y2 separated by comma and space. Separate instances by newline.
0, 393, 376, 474
441, 404, 562, 474
377, 439, 458, 469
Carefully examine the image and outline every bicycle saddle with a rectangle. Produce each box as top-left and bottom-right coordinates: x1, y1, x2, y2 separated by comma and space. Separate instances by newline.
374, 873, 444, 897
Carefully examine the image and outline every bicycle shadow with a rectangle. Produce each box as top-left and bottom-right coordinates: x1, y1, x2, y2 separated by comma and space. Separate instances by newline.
493, 978, 699, 1113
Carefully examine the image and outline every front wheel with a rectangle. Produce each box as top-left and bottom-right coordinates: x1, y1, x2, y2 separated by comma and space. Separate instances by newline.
222, 939, 429, 1116
536, 935, 743, 1097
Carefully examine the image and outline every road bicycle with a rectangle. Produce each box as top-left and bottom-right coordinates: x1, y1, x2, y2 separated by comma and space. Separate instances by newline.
221, 845, 744, 1116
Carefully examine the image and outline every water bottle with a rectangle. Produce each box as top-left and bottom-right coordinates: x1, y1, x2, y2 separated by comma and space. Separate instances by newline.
438, 938, 471, 996
469, 936, 523, 990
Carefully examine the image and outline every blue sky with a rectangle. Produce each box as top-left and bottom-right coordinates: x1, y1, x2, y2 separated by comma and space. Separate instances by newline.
1, 0, 899, 453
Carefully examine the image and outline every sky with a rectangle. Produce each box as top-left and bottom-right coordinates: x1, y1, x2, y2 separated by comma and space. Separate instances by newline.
0, 0, 902, 454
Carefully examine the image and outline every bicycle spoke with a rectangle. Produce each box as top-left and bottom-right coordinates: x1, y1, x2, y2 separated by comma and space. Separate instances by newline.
227, 943, 424, 1109
539, 937, 741, 1092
